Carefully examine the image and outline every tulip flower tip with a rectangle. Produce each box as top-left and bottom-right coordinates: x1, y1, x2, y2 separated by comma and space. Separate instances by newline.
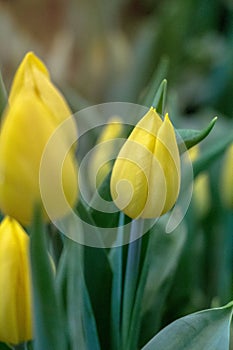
164, 113, 170, 122
150, 106, 156, 113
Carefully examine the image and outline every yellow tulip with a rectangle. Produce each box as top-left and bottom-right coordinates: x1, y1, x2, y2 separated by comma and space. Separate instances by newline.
89, 116, 123, 189
0, 52, 78, 225
110, 107, 180, 219
221, 143, 233, 209
0, 217, 32, 344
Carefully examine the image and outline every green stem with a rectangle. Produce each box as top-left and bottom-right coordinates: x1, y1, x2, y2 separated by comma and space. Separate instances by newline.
122, 219, 144, 349
110, 212, 125, 350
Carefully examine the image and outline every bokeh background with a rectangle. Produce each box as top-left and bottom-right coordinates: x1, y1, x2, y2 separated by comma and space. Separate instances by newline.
0, 0, 233, 115
0, 0, 232, 346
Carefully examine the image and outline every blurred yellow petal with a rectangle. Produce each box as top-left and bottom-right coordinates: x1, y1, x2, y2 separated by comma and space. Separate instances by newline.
193, 172, 211, 218
188, 144, 200, 162
89, 116, 123, 189
0, 217, 32, 344
188, 145, 211, 218
221, 143, 233, 209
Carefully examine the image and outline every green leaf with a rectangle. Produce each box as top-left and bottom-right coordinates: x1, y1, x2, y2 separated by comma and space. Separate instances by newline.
109, 212, 125, 350
0, 71, 7, 119
29, 207, 68, 350
151, 79, 167, 115
142, 301, 233, 350
177, 117, 217, 151
64, 239, 101, 350
122, 220, 143, 350
142, 56, 168, 110
129, 217, 187, 349
84, 237, 112, 349
193, 131, 233, 177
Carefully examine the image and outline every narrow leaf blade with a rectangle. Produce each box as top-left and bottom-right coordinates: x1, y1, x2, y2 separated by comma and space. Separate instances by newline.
29, 208, 67, 350
178, 117, 217, 151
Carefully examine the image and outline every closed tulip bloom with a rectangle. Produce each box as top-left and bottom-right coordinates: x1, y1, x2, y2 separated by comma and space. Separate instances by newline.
110, 107, 180, 219
221, 143, 233, 209
0, 52, 78, 225
0, 217, 32, 344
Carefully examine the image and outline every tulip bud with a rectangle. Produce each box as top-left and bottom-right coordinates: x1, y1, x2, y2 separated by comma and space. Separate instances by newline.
220, 143, 233, 209
0, 217, 32, 344
110, 107, 180, 219
89, 116, 123, 189
0, 52, 78, 225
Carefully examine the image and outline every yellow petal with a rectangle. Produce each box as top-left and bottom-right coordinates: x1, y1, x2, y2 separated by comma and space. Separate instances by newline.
0, 217, 32, 344
153, 114, 180, 214
9, 51, 49, 104
111, 108, 162, 218
8, 52, 77, 147
0, 91, 78, 225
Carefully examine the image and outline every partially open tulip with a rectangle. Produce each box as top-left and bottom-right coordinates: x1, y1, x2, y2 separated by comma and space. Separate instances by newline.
0, 217, 32, 344
221, 143, 233, 209
0, 52, 78, 225
110, 107, 180, 219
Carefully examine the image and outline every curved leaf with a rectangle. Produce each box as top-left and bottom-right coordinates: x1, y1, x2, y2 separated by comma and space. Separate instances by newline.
178, 117, 217, 151
142, 302, 233, 350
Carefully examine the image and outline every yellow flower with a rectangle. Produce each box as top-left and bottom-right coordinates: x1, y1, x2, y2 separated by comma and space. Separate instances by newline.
0, 217, 32, 344
0, 52, 78, 225
110, 107, 180, 219
89, 116, 123, 189
221, 143, 233, 209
